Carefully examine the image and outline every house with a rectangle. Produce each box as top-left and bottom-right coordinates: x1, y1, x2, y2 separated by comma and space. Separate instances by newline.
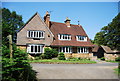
92, 45, 120, 61
17, 11, 94, 58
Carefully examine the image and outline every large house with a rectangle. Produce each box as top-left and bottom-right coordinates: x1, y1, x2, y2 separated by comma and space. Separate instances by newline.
17, 11, 94, 58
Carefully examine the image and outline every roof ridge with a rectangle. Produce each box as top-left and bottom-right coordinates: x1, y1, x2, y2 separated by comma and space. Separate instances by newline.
50, 21, 81, 27
17, 12, 38, 32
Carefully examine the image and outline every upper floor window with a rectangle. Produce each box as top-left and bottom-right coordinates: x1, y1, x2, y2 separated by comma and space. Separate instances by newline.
27, 30, 44, 38
58, 34, 71, 40
76, 35, 87, 41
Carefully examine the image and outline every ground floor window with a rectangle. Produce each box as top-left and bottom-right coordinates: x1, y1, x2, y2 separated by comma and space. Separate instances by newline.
59, 47, 72, 53
27, 44, 44, 54
77, 47, 89, 53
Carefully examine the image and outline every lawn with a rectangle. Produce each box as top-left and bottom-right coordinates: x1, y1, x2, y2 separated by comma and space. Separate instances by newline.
28, 59, 96, 64
114, 68, 120, 75
106, 60, 119, 63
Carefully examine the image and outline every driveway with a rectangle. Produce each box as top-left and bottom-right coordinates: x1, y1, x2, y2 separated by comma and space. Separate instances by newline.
31, 62, 118, 79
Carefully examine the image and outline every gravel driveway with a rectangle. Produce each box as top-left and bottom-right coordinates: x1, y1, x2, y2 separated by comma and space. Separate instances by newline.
31, 62, 118, 79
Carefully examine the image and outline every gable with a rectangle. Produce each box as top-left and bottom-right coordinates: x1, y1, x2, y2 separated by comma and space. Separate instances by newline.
17, 13, 53, 46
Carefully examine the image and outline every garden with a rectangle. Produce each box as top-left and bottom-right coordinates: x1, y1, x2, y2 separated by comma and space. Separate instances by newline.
28, 48, 96, 64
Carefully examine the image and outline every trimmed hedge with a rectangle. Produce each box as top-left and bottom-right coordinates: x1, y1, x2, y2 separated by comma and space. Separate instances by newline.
58, 52, 66, 60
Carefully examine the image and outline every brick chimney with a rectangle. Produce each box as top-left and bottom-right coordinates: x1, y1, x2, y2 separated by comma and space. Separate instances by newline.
44, 11, 50, 27
64, 17, 71, 27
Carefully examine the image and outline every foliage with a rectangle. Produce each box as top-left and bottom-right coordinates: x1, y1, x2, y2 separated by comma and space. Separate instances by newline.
94, 13, 120, 50
2, 8, 24, 44
66, 57, 79, 61
94, 31, 107, 46
106, 60, 118, 63
2, 45, 37, 81
58, 52, 66, 60
100, 57, 105, 60
51, 49, 58, 58
115, 57, 120, 61
90, 39, 95, 44
44, 48, 58, 59
114, 68, 120, 75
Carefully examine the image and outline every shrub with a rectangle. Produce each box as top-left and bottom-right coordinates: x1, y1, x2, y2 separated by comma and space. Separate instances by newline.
44, 48, 52, 59
51, 49, 58, 58
58, 52, 66, 60
78, 57, 81, 60
100, 57, 105, 60
35, 56, 40, 60
40, 54, 45, 59
44, 48, 58, 59
2, 45, 37, 81
115, 57, 120, 61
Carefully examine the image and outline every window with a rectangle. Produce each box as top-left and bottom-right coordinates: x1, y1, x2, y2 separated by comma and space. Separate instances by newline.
77, 47, 89, 53
76, 35, 87, 41
58, 34, 71, 40
27, 44, 44, 54
27, 30, 44, 38
59, 47, 72, 53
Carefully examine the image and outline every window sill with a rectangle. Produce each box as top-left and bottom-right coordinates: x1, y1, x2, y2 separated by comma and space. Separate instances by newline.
27, 37, 45, 40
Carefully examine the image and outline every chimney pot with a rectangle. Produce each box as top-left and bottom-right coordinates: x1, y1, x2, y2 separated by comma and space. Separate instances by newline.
64, 17, 71, 27
44, 11, 50, 28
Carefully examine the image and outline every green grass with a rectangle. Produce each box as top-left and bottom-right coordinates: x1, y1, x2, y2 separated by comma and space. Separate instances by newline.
114, 68, 119, 75
28, 59, 96, 64
106, 60, 119, 63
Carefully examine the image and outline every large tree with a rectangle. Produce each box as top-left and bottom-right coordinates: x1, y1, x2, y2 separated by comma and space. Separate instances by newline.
2, 8, 37, 81
94, 13, 120, 50
2, 8, 24, 45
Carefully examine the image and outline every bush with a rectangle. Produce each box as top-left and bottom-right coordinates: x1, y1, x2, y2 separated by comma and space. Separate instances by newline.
58, 52, 66, 60
35, 56, 40, 60
115, 57, 120, 61
44, 48, 58, 59
100, 57, 105, 60
51, 49, 58, 58
39, 54, 45, 59
44, 48, 53, 59
2, 45, 37, 81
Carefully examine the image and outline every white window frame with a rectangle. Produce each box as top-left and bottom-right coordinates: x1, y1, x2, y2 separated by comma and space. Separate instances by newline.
59, 47, 72, 53
76, 35, 87, 41
77, 47, 89, 53
27, 30, 44, 39
27, 44, 44, 54
58, 34, 71, 40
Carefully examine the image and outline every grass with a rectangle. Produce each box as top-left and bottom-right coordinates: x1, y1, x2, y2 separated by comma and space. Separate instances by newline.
114, 68, 119, 75
28, 59, 96, 64
106, 60, 119, 63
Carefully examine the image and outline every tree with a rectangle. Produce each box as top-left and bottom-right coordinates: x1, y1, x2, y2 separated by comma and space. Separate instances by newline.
94, 13, 120, 50
2, 8, 24, 45
2, 45, 37, 81
2, 8, 37, 81
94, 31, 107, 46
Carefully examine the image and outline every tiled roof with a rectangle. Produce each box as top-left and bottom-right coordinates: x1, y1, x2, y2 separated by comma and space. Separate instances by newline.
92, 45, 120, 53
101, 46, 120, 53
50, 21, 93, 47
92, 45, 99, 52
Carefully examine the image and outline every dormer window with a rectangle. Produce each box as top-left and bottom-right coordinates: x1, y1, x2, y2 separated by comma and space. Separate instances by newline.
58, 34, 71, 40
76, 35, 87, 41
27, 30, 44, 38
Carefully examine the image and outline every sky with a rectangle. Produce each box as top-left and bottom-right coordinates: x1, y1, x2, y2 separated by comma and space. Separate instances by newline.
2, 2, 119, 40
